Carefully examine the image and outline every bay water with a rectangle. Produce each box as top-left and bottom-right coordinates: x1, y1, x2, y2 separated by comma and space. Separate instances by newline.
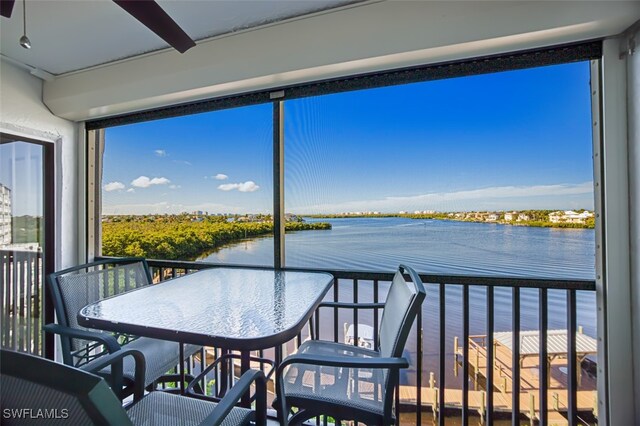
199, 217, 596, 389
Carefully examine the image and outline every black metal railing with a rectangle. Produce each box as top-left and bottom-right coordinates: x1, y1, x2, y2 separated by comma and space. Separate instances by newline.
0, 249, 44, 355
0, 251, 598, 424
145, 259, 597, 426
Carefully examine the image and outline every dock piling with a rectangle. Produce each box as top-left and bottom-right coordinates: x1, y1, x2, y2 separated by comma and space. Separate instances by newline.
529, 393, 536, 426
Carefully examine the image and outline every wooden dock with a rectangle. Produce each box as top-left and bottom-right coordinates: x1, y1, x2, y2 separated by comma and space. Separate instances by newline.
399, 331, 597, 425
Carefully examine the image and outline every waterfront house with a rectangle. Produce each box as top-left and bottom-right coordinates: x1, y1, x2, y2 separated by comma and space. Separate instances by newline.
549, 211, 564, 223
1, 2, 639, 425
517, 213, 531, 222
504, 212, 517, 221
549, 210, 595, 224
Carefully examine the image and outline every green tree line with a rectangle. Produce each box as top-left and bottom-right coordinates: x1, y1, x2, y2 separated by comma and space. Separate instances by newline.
102, 217, 330, 260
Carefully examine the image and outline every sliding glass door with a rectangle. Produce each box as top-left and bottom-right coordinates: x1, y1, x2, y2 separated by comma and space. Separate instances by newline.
0, 134, 54, 357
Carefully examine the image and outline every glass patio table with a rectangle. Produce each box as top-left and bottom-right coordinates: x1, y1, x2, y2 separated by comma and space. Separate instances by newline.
78, 267, 334, 402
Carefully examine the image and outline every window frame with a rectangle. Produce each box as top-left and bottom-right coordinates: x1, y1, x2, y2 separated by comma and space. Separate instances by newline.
85, 39, 620, 422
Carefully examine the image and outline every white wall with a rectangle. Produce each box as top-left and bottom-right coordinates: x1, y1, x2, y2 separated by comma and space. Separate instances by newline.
628, 27, 640, 422
0, 60, 79, 269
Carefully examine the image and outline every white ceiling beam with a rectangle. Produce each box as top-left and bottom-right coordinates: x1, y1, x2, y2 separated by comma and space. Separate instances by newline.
43, 1, 640, 121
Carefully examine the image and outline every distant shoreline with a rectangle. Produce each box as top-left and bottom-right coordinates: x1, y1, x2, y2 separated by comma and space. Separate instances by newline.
304, 211, 595, 229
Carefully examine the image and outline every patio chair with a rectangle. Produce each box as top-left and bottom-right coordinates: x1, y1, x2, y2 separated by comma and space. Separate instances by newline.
1, 348, 267, 426
275, 264, 426, 426
44, 257, 202, 399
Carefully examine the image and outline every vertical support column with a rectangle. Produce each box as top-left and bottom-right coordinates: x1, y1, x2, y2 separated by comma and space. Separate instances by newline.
486, 286, 494, 425
438, 283, 445, 426
567, 289, 577, 426
43, 141, 55, 359
539, 288, 548, 426
512, 287, 521, 425
596, 39, 634, 425
86, 129, 104, 262
462, 285, 469, 426
624, 23, 640, 425
273, 100, 285, 269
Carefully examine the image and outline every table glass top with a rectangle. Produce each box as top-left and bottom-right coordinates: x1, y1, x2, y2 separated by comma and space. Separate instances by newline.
79, 268, 333, 348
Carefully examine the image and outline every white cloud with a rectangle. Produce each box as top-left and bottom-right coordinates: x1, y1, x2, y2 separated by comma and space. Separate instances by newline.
173, 160, 192, 166
126, 188, 135, 193
289, 182, 594, 214
131, 176, 171, 188
214, 174, 228, 180
217, 181, 260, 192
238, 181, 260, 192
102, 201, 263, 215
155, 150, 167, 157
104, 181, 125, 192
218, 183, 238, 191
169, 185, 181, 189
384, 182, 594, 203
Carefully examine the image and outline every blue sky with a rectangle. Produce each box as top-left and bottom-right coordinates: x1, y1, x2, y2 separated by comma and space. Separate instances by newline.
102, 61, 594, 215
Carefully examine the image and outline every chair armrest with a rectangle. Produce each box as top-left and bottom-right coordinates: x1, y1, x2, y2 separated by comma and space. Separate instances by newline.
275, 354, 407, 426
81, 348, 146, 402
43, 323, 121, 353
278, 353, 409, 371
318, 301, 385, 310
197, 369, 267, 426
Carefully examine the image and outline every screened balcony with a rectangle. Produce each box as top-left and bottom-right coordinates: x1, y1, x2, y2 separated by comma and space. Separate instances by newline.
1, 1, 639, 425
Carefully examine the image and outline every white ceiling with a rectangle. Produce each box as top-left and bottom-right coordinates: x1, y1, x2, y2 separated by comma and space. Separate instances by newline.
0, 0, 359, 75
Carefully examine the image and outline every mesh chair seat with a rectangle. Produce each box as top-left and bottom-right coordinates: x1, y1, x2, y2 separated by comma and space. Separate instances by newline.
281, 340, 386, 416
84, 338, 201, 388
127, 391, 253, 426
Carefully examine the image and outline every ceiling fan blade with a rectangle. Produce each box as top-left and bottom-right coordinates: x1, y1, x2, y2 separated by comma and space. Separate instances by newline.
113, 0, 196, 53
0, 0, 16, 18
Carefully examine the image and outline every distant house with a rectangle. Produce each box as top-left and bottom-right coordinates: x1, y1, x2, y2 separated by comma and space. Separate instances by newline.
504, 211, 517, 221
486, 213, 499, 222
517, 213, 530, 222
549, 211, 563, 223
548, 210, 594, 224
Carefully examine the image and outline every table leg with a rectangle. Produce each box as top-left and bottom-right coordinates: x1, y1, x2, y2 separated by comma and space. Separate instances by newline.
240, 350, 251, 407
179, 343, 185, 395
219, 349, 229, 398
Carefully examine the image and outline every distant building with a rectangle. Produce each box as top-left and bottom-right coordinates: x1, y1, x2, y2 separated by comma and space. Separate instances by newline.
486, 213, 499, 222
504, 211, 517, 221
548, 210, 594, 224
517, 213, 530, 222
0, 184, 11, 246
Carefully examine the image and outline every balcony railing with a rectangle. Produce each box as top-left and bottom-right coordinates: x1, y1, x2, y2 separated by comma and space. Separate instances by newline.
0, 249, 44, 355
145, 259, 597, 426
1, 253, 597, 425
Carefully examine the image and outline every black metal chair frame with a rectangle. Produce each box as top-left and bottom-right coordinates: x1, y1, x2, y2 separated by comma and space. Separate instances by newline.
275, 264, 426, 426
1, 348, 267, 426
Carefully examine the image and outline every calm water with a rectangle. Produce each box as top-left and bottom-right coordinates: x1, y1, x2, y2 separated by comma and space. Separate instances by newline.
201, 217, 595, 279
199, 217, 597, 389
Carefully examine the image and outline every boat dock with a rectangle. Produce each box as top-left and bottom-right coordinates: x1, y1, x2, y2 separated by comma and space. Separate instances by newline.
400, 329, 598, 425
